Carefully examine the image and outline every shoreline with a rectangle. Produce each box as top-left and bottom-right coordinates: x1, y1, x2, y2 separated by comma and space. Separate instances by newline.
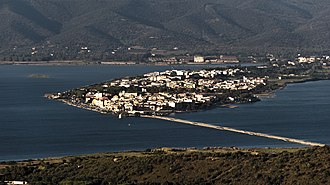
0, 146, 308, 163
46, 95, 256, 118
256, 77, 330, 99
57, 99, 110, 115
0, 60, 248, 66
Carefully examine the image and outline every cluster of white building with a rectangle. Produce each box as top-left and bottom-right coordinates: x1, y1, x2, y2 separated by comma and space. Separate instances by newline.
87, 91, 216, 114
296, 55, 330, 63
82, 69, 267, 114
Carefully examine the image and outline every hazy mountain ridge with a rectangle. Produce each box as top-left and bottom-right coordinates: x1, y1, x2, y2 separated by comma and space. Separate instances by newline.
1, 0, 330, 59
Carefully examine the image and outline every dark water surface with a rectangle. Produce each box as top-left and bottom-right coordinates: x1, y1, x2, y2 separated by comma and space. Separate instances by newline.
0, 65, 329, 161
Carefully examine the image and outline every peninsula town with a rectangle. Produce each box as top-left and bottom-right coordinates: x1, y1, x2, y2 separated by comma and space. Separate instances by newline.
46, 56, 330, 117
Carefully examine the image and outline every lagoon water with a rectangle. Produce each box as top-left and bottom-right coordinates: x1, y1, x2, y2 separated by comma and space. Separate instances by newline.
0, 65, 329, 161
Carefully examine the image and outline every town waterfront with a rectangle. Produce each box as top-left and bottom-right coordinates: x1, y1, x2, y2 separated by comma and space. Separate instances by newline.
0, 65, 329, 161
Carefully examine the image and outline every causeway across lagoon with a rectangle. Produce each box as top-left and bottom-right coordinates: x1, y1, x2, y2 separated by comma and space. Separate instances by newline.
142, 115, 325, 147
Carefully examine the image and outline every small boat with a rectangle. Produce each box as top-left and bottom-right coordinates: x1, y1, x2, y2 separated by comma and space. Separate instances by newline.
222, 104, 238, 109
118, 114, 122, 119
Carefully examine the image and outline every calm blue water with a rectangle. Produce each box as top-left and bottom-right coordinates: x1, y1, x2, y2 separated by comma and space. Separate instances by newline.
0, 65, 329, 161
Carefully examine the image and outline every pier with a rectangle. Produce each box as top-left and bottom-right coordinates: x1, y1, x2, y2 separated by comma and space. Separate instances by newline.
141, 115, 325, 147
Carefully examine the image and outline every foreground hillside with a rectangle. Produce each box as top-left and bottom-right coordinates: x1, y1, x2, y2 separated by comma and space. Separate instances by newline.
1, 146, 329, 184
2, 0, 330, 61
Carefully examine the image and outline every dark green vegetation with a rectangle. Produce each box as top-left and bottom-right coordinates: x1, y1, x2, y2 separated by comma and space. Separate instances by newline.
1, 146, 329, 184
2, 0, 330, 61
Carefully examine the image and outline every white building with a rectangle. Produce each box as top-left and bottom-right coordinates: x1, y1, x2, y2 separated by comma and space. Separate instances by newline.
194, 56, 204, 63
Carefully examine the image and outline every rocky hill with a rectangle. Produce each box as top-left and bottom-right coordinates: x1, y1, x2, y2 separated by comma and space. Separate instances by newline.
1, 0, 330, 60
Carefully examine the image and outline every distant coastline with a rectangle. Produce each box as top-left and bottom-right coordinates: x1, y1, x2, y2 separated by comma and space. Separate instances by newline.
0, 60, 248, 66
0, 60, 103, 66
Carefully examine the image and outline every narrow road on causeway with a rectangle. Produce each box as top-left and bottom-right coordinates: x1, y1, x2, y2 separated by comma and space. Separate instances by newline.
142, 115, 325, 147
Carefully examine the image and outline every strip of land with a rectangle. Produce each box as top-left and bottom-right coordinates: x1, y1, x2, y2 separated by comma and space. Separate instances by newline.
142, 115, 325, 147
0, 60, 236, 66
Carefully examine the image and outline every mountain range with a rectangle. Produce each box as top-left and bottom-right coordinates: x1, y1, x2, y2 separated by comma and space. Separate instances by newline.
1, 0, 330, 60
